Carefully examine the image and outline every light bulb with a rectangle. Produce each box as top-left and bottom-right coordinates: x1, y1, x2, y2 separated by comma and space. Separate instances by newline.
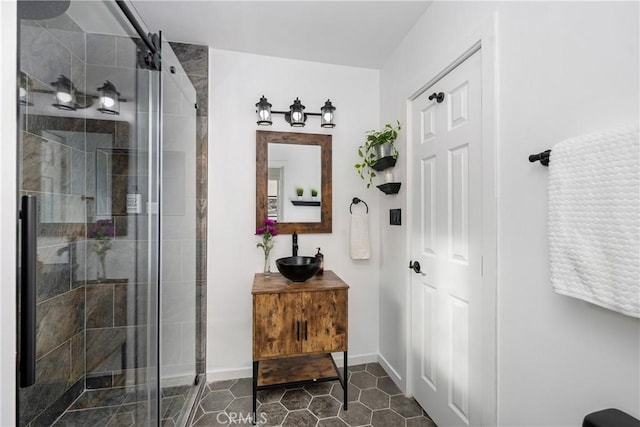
323, 112, 332, 122
292, 111, 302, 122
259, 109, 270, 120
100, 96, 115, 108
56, 91, 72, 103
19, 87, 27, 99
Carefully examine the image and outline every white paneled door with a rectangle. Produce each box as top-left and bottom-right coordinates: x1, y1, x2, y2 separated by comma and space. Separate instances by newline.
410, 50, 482, 427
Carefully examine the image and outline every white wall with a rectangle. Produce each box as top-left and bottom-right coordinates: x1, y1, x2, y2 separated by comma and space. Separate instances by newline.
207, 49, 381, 377
0, 1, 17, 425
379, 1, 640, 425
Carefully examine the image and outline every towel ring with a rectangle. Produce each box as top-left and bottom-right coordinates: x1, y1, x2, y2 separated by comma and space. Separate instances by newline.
350, 197, 368, 214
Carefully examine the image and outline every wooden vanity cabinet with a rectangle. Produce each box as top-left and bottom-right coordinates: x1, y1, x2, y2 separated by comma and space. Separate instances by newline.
252, 271, 349, 423
253, 288, 347, 358
253, 292, 302, 358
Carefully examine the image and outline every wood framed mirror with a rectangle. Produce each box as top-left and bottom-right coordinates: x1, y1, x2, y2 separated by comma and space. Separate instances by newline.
256, 130, 332, 234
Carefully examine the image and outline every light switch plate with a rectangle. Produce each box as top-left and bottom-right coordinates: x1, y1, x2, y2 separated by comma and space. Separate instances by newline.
390, 209, 401, 225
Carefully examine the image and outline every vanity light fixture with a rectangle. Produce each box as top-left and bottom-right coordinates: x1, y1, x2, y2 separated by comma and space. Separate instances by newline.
256, 96, 272, 125
255, 96, 336, 128
51, 74, 76, 110
37, 74, 126, 113
287, 97, 306, 127
97, 80, 120, 115
320, 100, 336, 128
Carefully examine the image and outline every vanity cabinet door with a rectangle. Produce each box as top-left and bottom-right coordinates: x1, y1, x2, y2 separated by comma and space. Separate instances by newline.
301, 289, 348, 354
253, 292, 301, 359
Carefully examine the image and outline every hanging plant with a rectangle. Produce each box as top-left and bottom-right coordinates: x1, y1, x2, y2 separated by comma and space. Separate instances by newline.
354, 121, 401, 188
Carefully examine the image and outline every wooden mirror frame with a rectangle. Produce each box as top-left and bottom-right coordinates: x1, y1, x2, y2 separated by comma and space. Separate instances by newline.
256, 130, 332, 234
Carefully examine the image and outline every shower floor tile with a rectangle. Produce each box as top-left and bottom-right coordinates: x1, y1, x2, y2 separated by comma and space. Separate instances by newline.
191, 362, 438, 427
53, 384, 193, 426
53, 405, 119, 426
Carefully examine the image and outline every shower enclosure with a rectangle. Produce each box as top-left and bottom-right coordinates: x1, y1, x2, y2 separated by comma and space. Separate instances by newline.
16, 1, 203, 425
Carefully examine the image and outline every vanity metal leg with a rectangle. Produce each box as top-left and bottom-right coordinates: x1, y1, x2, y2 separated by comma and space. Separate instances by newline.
343, 350, 348, 410
252, 361, 259, 425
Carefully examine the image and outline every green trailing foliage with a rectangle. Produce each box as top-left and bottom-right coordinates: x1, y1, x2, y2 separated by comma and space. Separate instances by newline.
354, 121, 401, 188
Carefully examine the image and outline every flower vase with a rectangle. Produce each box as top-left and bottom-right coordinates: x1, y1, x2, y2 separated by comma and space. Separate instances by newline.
263, 253, 271, 277
97, 252, 107, 281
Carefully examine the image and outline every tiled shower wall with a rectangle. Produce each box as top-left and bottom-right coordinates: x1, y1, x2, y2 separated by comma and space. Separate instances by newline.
169, 42, 208, 376
19, 13, 90, 426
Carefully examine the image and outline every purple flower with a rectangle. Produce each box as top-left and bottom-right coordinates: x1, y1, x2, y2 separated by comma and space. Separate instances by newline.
88, 219, 115, 239
256, 218, 277, 256
256, 218, 279, 237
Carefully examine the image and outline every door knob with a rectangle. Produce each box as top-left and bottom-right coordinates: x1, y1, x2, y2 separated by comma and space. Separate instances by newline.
428, 92, 445, 103
409, 260, 425, 275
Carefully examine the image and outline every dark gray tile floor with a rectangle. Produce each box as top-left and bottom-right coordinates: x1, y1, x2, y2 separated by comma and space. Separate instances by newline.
53, 384, 192, 426
191, 363, 437, 427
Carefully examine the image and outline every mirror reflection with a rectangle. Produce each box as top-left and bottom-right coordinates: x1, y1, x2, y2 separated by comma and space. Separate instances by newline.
268, 143, 321, 223
23, 115, 131, 236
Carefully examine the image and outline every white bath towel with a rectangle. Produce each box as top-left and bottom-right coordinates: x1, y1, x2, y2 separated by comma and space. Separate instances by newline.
350, 211, 371, 260
548, 125, 640, 318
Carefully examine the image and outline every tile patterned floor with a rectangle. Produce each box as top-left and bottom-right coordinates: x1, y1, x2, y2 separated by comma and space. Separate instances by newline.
191, 363, 437, 427
53, 384, 192, 426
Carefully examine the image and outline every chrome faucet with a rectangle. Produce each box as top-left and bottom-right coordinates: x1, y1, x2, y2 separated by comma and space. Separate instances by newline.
292, 231, 298, 257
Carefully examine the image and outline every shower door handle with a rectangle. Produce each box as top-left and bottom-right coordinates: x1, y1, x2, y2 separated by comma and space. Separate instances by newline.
19, 195, 37, 387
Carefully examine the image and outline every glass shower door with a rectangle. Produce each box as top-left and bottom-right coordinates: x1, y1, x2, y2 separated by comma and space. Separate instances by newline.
159, 38, 200, 425
17, 1, 202, 425
17, 0, 161, 424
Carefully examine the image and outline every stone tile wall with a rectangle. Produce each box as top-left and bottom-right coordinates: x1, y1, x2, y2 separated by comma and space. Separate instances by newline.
19, 13, 88, 427
170, 42, 209, 376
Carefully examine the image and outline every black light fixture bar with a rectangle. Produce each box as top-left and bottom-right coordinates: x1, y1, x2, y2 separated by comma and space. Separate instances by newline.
256, 96, 336, 128
27, 75, 127, 112
31, 88, 128, 102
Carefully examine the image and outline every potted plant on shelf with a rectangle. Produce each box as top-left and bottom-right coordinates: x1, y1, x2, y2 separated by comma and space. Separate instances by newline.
311, 188, 318, 200
355, 121, 401, 188
296, 187, 304, 200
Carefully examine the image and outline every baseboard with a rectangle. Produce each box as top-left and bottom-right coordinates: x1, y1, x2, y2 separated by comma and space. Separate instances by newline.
377, 353, 406, 394
207, 366, 253, 382
333, 352, 378, 366
206, 352, 380, 382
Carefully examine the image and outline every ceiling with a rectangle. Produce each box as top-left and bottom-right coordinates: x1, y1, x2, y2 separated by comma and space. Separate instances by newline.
130, 1, 432, 69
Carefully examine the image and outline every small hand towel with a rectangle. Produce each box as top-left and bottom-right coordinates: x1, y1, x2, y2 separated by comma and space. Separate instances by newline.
549, 125, 640, 318
350, 211, 371, 260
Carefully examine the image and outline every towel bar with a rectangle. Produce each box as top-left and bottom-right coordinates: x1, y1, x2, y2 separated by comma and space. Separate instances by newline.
529, 149, 551, 166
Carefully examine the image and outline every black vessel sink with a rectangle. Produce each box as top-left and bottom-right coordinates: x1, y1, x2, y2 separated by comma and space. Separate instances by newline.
275, 256, 321, 282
